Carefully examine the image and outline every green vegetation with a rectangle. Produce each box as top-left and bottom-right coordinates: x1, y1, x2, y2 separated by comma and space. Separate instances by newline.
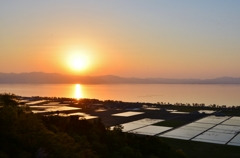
0, 93, 185, 158
220, 110, 240, 116
154, 120, 187, 128
160, 137, 240, 158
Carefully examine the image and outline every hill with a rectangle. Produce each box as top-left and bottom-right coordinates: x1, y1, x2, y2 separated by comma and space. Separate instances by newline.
1, 72, 240, 84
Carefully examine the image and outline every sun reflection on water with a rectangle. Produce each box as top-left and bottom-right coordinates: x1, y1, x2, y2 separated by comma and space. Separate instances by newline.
75, 84, 82, 100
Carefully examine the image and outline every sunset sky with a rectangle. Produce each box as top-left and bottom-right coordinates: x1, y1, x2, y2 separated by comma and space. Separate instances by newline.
1, 1, 240, 79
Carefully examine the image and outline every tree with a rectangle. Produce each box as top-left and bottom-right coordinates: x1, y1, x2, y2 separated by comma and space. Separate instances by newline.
0, 93, 19, 107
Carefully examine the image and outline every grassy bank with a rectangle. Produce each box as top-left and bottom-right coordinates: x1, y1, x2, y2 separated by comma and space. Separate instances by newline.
160, 137, 240, 158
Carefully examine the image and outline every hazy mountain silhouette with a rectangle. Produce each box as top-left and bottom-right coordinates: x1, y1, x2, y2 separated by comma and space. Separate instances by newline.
1, 72, 240, 84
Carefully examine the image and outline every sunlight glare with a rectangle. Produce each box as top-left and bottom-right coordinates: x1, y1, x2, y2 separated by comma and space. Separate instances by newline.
68, 52, 89, 71
75, 84, 82, 100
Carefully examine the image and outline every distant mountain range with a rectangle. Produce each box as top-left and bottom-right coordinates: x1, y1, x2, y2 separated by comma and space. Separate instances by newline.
1, 72, 240, 84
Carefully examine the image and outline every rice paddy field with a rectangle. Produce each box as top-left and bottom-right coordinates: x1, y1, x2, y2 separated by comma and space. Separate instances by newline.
24, 98, 240, 157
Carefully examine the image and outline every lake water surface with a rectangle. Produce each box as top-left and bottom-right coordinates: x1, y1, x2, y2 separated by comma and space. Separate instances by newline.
0, 84, 240, 107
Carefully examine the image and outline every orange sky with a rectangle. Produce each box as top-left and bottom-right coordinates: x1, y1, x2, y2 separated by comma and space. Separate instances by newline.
1, 1, 240, 79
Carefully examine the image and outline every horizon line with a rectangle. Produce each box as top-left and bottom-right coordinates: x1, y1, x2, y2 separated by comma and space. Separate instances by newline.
0, 71, 240, 80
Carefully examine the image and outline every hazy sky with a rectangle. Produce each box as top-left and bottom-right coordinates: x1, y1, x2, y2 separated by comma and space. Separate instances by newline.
1, 0, 240, 78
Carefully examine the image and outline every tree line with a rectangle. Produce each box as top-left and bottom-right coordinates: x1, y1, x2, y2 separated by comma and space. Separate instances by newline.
0, 93, 186, 158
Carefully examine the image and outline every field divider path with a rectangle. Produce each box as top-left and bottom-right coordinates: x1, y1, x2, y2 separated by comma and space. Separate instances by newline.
190, 116, 232, 141
224, 116, 240, 145
127, 125, 150, 133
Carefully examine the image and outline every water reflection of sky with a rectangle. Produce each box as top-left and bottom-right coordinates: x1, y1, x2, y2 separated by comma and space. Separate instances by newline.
75, 84, 82, 100
1, 84, 240, 106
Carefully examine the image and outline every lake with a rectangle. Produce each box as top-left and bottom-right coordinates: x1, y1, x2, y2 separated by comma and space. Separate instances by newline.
0, 84, 240, 107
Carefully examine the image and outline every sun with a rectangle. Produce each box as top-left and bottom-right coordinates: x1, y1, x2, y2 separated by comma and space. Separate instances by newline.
68, 53, 88, 71
72, 58, 86, 70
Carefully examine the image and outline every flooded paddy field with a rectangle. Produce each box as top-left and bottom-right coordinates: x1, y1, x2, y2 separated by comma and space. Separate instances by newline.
23, 97, 240, 147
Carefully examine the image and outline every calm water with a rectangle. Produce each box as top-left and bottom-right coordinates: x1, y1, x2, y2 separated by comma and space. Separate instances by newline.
0, 84, 240, 106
